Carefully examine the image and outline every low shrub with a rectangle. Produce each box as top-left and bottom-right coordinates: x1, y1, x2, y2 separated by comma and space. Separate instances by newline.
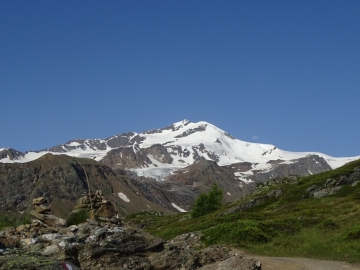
66, 209, 89, 225
344, 225, 360, 241
259, 218, 303, 237
320, 219, 339, 230
202, 220, 270, 246
0, 210, 31, 230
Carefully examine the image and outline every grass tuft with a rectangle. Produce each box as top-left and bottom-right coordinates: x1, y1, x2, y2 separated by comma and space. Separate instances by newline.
0, 210, 31, 230
66, 209, 89, 225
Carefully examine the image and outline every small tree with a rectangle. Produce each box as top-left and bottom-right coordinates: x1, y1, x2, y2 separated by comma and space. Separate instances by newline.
191, 184, 223, 218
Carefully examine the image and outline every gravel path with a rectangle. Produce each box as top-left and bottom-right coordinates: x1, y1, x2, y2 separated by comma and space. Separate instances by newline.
232, 249, 360, 270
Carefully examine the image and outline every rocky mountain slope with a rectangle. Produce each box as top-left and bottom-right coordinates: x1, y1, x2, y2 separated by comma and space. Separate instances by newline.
137, 159, 360, 264
1, 120, 357, 175
0, 154, 174, 217
1, 120, 359, 213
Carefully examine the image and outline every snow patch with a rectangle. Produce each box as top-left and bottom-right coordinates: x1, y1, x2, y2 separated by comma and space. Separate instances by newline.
171, 203, 187, 212
234, 172, 254, 184
67, 142, 81, 146
132, 166, 181, 181
118, 192, 130, 202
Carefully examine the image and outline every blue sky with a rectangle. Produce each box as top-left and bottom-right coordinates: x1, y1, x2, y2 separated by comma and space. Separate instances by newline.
1, 1, 359, 157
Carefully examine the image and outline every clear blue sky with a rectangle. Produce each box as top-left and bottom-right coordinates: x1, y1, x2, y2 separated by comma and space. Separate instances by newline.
1, 1, 359, 157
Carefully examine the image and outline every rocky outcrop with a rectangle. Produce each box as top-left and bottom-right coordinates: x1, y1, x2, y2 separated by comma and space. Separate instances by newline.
167, 160, 250, 199
0, 191, 262, 269
101, 144, 173, 169
249, 155, 332, 183
101, 146, 152, 169
128, 175, 197, 212
223, 176, 300, 215
145, 144, 173, 164
306, 166, 360, 198
0, 217, 261, 270
69, 190, 117, 220
30, 197, 67, 228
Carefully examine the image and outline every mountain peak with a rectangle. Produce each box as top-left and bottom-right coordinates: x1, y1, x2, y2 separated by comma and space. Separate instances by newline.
1, 120, 359, 173
173, 119, 191, 127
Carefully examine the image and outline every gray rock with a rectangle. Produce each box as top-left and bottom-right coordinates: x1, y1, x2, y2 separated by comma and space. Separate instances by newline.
200, 256, 262, 270
313, 186, 342, 198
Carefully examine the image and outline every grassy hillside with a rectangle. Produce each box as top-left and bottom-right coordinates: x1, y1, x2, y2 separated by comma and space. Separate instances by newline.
127, 158, 360, 262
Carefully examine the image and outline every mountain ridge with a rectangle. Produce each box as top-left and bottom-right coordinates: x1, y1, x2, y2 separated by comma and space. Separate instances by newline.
1, 120, 358, 176
1, 119, 360, 214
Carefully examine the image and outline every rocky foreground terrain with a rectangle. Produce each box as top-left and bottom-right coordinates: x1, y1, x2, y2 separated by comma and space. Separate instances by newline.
0, 193, 262, 270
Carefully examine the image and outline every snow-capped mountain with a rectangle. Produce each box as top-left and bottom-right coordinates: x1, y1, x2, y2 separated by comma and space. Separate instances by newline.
1, 120, 358, 184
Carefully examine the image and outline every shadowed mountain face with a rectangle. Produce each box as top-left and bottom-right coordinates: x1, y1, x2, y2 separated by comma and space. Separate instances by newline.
0, 152, 335, 215
0, 154, 174, 217
0, 148, 24, 160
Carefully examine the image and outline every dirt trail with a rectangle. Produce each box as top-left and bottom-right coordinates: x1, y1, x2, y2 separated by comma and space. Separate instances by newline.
231, 249, 360, 270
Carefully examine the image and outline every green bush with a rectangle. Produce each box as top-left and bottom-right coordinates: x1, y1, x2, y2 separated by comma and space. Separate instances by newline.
259, 218, 303, 237
320, 219, 339, 230
344, 225, 360, 241
191, 184, 223, 218
66, 209, 89, 225
202, 220, 270, 246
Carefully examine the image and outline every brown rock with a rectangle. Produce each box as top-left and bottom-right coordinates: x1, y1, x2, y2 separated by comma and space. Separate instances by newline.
16, 224, 30, 232
35, 204, 51, 214
32, 197, 47, 205
75, 196, 90, 209
30, 210, 45, 221
200, 256, 262, 270
43, 214, 67, 227
95, 203, 116, 218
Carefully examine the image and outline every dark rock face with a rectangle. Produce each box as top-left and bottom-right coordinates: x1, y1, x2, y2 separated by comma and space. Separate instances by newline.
128, 175, 198, 212
102, 144, 173, 170
249, 155, 332, 183
224, 162, 253, 173
145, 144, 173, 164
167, 160, 250, 200
192, 144, 219, 163
0, 154, 173, 217
0, 163, 37, 211
0, 148, 25, 161
152, 119, 191, 133
106, 132, 135, 148
42, 132, 140, 153
101, 146, 152, 169
165, 145, 191, 160
175, 124, 207, 138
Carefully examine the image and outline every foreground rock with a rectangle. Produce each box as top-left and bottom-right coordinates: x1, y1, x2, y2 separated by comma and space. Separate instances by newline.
0, 195, 261, 269
69, 189, 117, 220
0, 219, 261, 269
